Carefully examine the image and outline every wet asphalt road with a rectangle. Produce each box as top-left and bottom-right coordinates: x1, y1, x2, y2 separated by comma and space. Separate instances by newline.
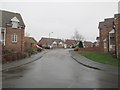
2, 49, 118, 88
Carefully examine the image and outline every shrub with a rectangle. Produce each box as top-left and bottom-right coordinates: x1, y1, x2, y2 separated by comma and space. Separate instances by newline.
25, 48, 37, 56
37, 48, 42, 52
74, 48, 78, 51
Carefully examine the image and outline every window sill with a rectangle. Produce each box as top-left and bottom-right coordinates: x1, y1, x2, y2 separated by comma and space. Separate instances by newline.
12, 42, 17, 44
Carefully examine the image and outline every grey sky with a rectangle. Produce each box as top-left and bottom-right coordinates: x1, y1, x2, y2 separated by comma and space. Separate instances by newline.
1, 2, 118, 42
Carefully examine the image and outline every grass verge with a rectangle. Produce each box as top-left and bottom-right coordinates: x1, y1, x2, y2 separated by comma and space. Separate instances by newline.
79, 52, 120, 67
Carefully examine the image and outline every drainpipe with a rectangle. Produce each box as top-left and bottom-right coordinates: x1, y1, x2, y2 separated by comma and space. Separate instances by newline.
3, 28, 6, 46
108, 32, 110, 53
114, 27, 117, 57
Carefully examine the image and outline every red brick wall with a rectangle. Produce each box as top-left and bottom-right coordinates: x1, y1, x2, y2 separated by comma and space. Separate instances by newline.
115, 17, 120, 59
52, 44, 57, 48
50, 44, 63, 48
58, 44, 64, 48
84, 41, 93, 48
99, 28, 112, 53
5, 27, 25, 52
75, 47, 103, 52
38, 38, 47, 47
118, 24, 120, 59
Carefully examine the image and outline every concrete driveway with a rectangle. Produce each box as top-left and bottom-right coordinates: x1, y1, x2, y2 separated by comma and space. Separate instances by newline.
2, 49, 118, 88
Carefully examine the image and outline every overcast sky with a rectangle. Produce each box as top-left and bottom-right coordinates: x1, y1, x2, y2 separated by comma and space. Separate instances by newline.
0, 1, 118, 42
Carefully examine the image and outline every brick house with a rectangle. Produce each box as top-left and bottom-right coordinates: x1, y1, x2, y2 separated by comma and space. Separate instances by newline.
65, 39, 79, 48
24, 37, 37, 51
98, 18, 115, 53
114, 14, 120, 59
0, 10, 25, 52
83, 41, 93, 48
98, 14, 120, 59
38, 37, 64, 48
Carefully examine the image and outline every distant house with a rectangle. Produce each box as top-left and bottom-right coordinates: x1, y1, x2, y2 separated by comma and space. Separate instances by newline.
83, 41, 93, 48
0, 10, 25, 52
24, 37, 37, 50
96, 37, 100, 47
65, 39, 79, 48
38, 37, 64, 48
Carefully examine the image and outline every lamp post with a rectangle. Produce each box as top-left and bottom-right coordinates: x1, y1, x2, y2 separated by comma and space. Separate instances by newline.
49, 32, 53, 38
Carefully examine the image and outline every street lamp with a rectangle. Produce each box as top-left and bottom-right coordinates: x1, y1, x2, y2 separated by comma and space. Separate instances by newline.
49, 32, 53, 38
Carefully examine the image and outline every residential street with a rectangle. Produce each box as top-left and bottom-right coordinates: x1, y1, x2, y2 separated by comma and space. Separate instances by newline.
2, 49, 118, 88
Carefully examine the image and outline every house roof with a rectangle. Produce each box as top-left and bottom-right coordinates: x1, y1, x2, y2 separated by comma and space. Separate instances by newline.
84, 41, 93, 44
39, 37, 64, 45
98, 21, 105, 29
114, 13, 120, 24
114, 13, 120, 18
98, 18, 114, 29
0, 10, 25, 27
24, 37, 37, 44
104, 18, 114, 28
65, 39, 79, 45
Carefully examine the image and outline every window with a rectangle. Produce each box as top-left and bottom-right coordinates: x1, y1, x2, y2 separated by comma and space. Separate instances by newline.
59, 42, 63, 44
53, 41, 57, 45
11, 17, 19, 28
104, 42, 107, 49
12, 21, 19, 28
12, 33, 17, 43
103, 39, 107, 49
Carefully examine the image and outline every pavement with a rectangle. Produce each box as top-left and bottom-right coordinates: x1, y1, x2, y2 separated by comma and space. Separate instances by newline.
69, 50, 119, 74
2, 50, 48, 71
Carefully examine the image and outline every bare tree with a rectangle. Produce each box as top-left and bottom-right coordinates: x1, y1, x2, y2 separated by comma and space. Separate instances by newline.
71, 29, 84, 41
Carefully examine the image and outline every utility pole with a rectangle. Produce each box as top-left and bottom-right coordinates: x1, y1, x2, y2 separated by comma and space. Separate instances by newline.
49, 32, 53, 38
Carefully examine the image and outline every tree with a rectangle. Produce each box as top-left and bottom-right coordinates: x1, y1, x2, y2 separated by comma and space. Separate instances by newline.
78, 41, 84, 48
71, 29, 84, 41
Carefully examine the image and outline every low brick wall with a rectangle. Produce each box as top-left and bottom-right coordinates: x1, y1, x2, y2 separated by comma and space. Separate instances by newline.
2, 52, 27, 64
74, 47, 103, 52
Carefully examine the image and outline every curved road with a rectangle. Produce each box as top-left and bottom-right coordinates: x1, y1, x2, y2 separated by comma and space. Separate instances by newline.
3, 49, 118, 88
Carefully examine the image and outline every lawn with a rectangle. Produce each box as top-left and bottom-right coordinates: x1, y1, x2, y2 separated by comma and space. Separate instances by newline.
79, 52, 120, 67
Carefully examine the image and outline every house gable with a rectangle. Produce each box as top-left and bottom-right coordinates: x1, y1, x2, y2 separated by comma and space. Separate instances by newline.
1, 10, 25, 52
11, 17, 20, 28
0, 10, 25, 28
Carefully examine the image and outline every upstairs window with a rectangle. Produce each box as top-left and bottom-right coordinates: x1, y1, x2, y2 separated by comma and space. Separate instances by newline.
12, 33, 17, 43
53, 41, 57, 45
11, 17, 19, 28
59, 42, 63, 44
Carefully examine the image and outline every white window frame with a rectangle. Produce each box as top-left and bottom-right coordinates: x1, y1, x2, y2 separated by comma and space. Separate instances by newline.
12, 33, 17, 43
104, 42, 107, 49
0, 27, 6, 45
103, 39, 107, 49
12, 21, 19, 28
11, 17, 19, 28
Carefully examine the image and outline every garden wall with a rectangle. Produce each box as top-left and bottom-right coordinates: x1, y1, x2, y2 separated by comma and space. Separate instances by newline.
75, 47, 103, 53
